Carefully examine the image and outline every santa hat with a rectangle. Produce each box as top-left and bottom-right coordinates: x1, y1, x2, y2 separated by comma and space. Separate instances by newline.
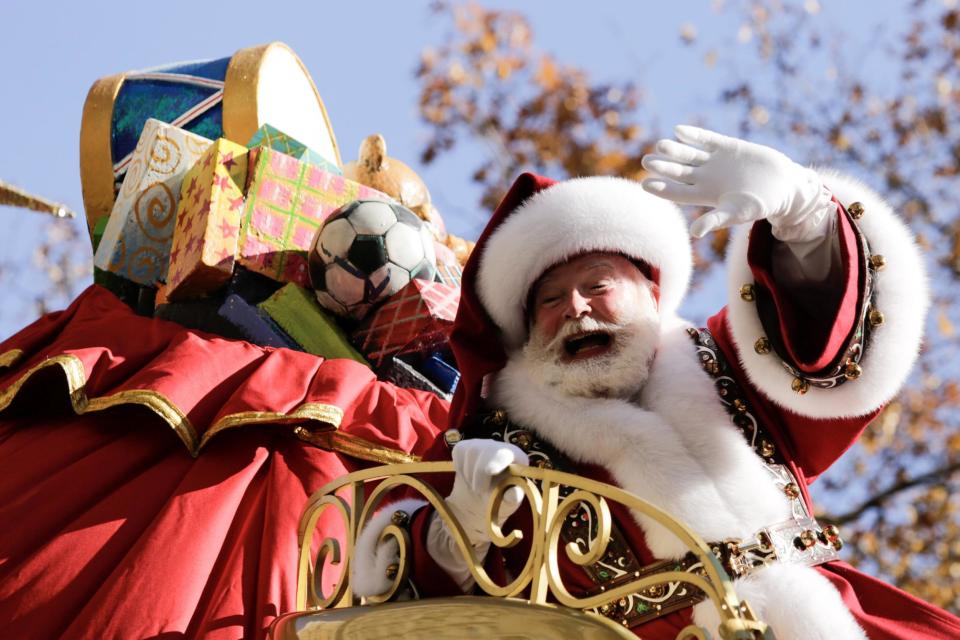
448, 172, 692, 428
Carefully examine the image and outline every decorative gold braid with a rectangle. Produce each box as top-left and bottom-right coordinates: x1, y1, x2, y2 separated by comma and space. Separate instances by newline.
198, 403, 344, 449
293, 426, 421, 465
0, 349, 414, 464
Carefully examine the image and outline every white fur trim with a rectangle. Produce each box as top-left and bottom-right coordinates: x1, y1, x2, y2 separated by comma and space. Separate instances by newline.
726, 168, 929, 418
491, 317, 792, 559
477, 177, 691, 350
491, 320, 862, 632
693, 564, 866, 640
351, 498, 427, 598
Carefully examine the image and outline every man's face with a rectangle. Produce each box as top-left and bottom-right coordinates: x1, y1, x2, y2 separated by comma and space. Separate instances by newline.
521, 252, 661, 399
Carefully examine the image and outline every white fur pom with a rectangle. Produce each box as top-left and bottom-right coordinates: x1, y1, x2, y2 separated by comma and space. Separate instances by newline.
351, 498, 427, 598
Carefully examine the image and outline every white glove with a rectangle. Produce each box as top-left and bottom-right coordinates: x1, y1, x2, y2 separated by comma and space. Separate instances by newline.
641, 125, 834, 243
447, 438, 529, 545
427, 438, 528, 590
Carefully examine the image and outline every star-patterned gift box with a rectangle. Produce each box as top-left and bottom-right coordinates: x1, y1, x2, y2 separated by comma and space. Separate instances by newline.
247, 124, 342, 176
351, 279, 460, 367
93, 119, 212, 285
165, 138, 248, 301
237, 147, 391, 285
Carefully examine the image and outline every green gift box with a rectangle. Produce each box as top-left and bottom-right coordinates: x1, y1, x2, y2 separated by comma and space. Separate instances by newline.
248, 124, 341, 176
258, 283, 368, 365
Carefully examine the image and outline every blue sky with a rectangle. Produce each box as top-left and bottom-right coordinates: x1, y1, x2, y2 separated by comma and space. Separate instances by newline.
0, 0, 907, 336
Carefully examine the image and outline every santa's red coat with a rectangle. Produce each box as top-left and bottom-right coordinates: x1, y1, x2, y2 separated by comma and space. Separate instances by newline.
372, 192, 960, 639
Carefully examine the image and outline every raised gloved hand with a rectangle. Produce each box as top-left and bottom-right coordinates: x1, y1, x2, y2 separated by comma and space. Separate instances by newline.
641, 125, 833, 242
446, 438, 529, 546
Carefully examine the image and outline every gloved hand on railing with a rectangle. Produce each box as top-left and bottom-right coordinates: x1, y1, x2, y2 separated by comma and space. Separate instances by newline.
428, 438, 529, 590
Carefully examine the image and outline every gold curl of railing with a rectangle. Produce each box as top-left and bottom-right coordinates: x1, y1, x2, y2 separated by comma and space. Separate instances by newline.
296, 462, 774, 640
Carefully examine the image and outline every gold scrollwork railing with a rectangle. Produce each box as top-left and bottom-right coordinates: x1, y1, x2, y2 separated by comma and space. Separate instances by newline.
295, 462, 774, 640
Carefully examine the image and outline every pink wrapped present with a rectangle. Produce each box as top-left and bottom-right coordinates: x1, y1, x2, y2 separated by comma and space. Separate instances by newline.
238, 147, 391, 285
351, 279, 460, 367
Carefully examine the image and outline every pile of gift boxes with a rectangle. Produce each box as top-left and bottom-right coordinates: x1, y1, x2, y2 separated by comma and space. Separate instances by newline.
91, 119, 464, 400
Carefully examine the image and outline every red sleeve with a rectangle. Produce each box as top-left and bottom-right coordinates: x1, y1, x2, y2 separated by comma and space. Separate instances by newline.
747, 200, 861, 373
407, 505, 470, 598
708, 308, 879, 482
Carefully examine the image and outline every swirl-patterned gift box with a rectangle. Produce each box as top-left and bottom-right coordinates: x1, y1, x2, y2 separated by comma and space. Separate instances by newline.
93, 119, 212, 285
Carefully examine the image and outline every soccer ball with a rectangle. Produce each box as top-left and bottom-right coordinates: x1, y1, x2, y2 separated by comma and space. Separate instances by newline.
309, 199, 438, 320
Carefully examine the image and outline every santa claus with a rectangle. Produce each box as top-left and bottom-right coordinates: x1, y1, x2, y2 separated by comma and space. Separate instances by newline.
352, 126, 960, 639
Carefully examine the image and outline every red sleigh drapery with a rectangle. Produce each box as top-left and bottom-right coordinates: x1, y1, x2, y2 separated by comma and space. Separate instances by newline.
0, 285, 447, 639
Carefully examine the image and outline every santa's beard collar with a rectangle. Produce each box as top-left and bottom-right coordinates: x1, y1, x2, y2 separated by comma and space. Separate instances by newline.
519, 310, 661, 400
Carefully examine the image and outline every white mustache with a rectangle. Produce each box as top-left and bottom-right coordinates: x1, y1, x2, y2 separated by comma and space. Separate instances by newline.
542, 316, 626, 355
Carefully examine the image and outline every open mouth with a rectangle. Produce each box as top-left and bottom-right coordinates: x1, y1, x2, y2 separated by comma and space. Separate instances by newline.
563, 331, 613, 360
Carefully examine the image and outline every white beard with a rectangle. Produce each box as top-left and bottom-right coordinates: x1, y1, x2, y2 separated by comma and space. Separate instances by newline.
520, 306, 660, 400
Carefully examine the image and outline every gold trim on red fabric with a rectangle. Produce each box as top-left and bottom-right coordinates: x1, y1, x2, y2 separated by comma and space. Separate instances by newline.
0, 349, 413, 463
293, 426, 421, 465
0, 352, 200, 453
0, 349, 23, 369
198, 404, 344, 450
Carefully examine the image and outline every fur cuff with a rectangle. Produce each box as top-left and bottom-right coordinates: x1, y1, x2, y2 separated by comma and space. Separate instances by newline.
726, 168, 929, 418
693, 564, 865, 640
477, 176, 691, 350
351, 498, 427, 598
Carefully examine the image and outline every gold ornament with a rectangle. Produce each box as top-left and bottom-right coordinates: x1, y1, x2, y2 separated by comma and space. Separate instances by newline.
847, 201, 865, 219
754, 337, 771, 355
391, 510, 410, 527
344, 134, 433, 222
759, 439, 776, 458
739, 284, 756, 302
844, 361, 863, 380
791, 377, 810, 395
